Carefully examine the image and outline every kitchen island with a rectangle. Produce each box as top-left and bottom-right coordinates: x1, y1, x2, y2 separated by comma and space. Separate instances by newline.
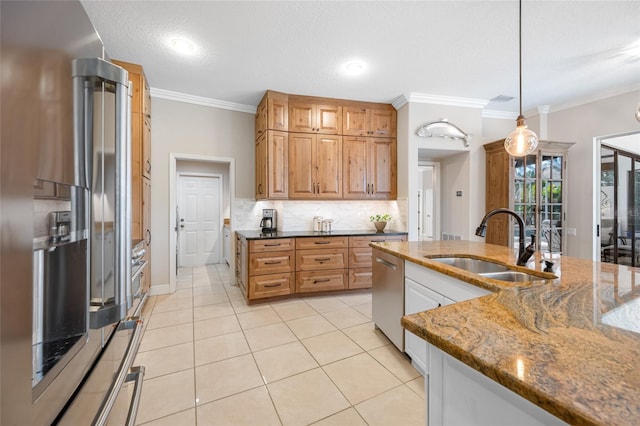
372, 240, 640, 426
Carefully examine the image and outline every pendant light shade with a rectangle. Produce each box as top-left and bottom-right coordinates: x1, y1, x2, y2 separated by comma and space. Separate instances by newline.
504, 115, 538, 157
504, 0, 538, 157
635, 101, 640, 122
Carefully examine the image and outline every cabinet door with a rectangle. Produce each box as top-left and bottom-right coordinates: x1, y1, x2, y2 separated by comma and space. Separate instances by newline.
250, 250, 294, 275
348, 268, 372, 289
343, 137, 369, 199
296, 270, 347, 293
316, 135, 342, 198
255, 99, 267, 138
370, 108, 396, 137
343, 106, 368, 136
131, 113, 142, 239
289, 102, 315, 133
288, 133, 316, 198
369, 138, 396, 200
249, 273, 294, 299
268, 97, 288, 131
267, 131, 288, 199
404, 277, 445, 374
296, 248, 347, 271
315, 104, 342, 134
255, 133, 267, 199
142, 178, 151, 292
142, 115, 151, 179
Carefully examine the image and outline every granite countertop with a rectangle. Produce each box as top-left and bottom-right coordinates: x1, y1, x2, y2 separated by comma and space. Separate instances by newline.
235, 229, 407, 240
372, 240, 640, 426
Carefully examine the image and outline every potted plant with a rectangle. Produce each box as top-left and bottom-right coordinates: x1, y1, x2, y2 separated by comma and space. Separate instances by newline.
370, 214, 391, 232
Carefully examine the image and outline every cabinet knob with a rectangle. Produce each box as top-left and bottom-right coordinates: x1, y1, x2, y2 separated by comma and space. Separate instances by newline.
146, 159, 151, 173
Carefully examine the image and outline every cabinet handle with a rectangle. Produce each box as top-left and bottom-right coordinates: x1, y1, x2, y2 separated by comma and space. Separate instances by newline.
264, 261, 282, 265
314, 241, 331, 245
258, 183, 263, 195
264, 283, 282, 288
371, 240, 385, 243
146, 159, 151, 173
314, 257, 331, 262
264, 243, 281, 247
316, 183, 320, 194
375, 257, 397, 270
437, 303, 442, 308
313, 278, 330, 284
145, 229, 151, 245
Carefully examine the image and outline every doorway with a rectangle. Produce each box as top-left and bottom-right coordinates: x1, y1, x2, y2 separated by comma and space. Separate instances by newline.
596, 132, 640, 266
177, 173, 222, 267
417, 163, 440, 240
169, 154, 235, 294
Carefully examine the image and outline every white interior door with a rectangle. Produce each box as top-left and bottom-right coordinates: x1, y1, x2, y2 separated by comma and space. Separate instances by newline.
178, 174, 222, 267
424, 188, 434, 239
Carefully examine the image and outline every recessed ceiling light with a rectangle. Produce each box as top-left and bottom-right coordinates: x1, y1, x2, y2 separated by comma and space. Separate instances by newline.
170, 37, 196, 55
344, 60, 366, 76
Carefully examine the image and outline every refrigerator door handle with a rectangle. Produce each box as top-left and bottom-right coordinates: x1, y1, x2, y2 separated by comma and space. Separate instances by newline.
93, 317, 144, 426
124, 366, 145, 426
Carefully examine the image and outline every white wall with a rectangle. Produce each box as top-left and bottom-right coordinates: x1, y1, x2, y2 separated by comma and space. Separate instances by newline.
150, 98, 254, 288
547, 90, 640, 259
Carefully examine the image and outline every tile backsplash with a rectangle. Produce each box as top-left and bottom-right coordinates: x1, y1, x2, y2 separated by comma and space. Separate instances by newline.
232, 198, 408, 233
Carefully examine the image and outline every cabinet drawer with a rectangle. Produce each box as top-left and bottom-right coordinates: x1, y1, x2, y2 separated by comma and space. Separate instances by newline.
296, 249, 346, 271
348, 268, 372, 289
349, 235, 406, 248
296, 270, 347, 293
250, 250, 294, 275
296, 236, 348, 250
349, 247, 372, 269
249, 273, 294, 299
250, 238, 294, 252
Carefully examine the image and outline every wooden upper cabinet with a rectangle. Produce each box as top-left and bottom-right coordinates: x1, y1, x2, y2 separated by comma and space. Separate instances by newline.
343, 137, 396, 199
255, 132, 267, 199
142, 115, 151, 179
343, 106, 396, 137
288, 98, 342, 134
255, 91, 288, 139
289, 133, 342, 199
256, 130, 288, 200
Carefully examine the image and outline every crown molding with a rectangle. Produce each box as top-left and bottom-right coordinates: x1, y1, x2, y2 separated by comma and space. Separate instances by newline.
149, 88, 257, 114
394, 92, 490, 110
482, 110, 519, 120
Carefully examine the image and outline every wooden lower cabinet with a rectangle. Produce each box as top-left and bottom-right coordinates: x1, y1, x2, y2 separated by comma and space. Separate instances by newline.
348, 268, 373, 289
296, 270, 347, 293
249, 273, 294, 299
237, 233, 406, 301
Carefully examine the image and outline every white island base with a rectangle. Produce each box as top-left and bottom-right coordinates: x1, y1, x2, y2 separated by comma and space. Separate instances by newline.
425, 343, 568, 426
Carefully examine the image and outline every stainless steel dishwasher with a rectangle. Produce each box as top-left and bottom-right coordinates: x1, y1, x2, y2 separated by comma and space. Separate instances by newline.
372, 247, 405, 351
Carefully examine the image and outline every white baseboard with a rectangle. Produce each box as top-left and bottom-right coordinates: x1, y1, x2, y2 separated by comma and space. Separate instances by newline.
149, 283, 171, 296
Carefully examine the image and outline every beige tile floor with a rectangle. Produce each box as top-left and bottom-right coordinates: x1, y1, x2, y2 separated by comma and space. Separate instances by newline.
135, 264, 425, 426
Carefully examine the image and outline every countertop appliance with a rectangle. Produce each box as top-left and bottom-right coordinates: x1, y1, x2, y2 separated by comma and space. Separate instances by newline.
1, 2, 145, 424
260, 208, 278, 233
372, 247, 405, 351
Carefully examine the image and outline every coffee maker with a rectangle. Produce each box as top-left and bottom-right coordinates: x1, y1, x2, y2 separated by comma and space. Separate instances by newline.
260, 209, 277, 233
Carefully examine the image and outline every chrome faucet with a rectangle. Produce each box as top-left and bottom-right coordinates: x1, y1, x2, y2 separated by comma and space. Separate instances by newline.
475, 208, 536, 266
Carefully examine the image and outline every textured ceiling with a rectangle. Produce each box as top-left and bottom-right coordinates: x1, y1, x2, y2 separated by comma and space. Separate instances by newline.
81, 1, 640, 113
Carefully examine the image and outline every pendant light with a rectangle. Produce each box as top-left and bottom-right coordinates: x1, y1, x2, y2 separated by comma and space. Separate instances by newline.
504, 0, 539, 157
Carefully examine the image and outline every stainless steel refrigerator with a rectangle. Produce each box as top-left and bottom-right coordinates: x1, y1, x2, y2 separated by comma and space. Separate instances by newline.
1, 1, 145, 424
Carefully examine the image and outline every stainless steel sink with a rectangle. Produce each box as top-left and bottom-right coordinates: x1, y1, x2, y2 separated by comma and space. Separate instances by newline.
429, 257, 510, 274
428, 256, 553, 283
478, 271, 547, 282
